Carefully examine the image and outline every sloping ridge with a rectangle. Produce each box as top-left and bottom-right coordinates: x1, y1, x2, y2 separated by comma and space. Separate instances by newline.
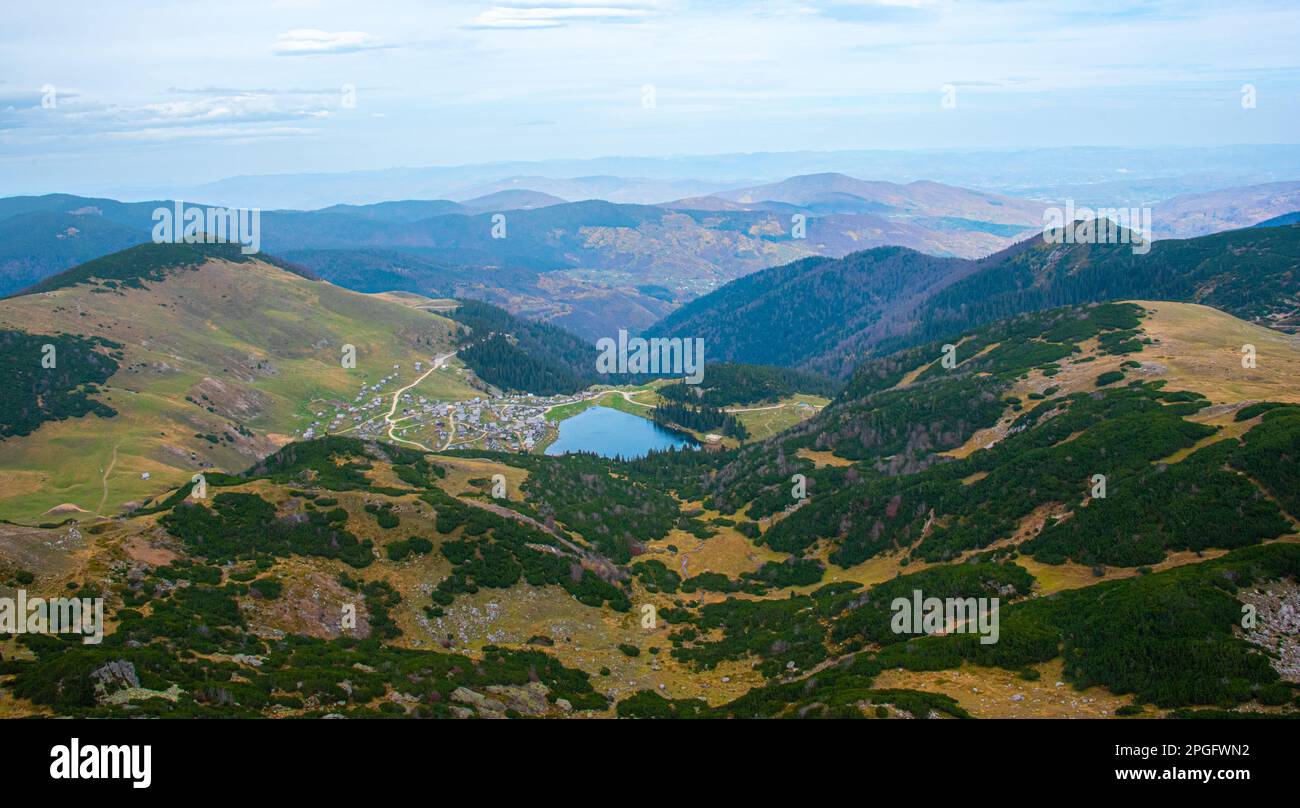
0, 243, 468, 522
12, 241, 318, 298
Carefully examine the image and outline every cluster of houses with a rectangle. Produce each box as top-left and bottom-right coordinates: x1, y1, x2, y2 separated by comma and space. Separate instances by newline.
444, 397, 555, 451
298, 366, 407, 441
296, 368, 591, 454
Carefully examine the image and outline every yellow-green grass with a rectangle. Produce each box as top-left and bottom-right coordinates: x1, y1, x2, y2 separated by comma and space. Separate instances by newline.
795, 448, 855, 467
543, 396, 601, 424
873, 659, 1134, 718
733, 394, 828, 441
1015, 549, 1230, 596
939, 301, 1300, 462
1130, 300, 1300, 405
367, 291, 460, 312
598, 390, 656, 418
0, 260, 477, 522
432, 454, 530, 499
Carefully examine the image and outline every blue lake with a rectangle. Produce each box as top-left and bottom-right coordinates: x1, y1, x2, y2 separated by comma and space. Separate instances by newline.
545, 405, 697, 459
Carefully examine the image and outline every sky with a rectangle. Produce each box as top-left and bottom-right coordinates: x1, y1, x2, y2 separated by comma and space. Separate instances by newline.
2, 0, 1299, 195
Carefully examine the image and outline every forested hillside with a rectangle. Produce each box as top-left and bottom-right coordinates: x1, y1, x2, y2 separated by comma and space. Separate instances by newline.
446, 298, 604, 395
881, 220, 1300, 355
651, 222, 1300, 377
657, 362, 840, 407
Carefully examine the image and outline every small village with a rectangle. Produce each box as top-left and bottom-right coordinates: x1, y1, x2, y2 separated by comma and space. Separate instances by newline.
296, 362, 596, 453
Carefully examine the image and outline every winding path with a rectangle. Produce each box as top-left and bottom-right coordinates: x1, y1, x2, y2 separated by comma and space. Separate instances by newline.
96, 440, 123, 516
613, 390, 655, 408
383, 352, 456, 452
612, 389, 807, 414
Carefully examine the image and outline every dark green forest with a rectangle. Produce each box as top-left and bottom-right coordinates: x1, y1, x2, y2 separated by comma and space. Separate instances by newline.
650, 222, 1300, 377
448, 298, 604, 395
651, 401, 749, 440
0, 329, 122, 438
656, 362, 840, 406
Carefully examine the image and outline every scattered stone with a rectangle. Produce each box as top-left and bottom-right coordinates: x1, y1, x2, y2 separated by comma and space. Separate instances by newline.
452, 686, 508, 717
91, 660, 140, 698
1240, 579, 1300, 681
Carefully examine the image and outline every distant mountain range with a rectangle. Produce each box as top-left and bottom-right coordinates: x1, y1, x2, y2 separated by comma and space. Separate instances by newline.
449, 176, 731, 206
1152, 181, 1300, 238
93, 145, 1300, 209
5, 175, 1300, 342
652, 220, 1300, 377
0, 177, 1051, 341
706, 173, 1049, 223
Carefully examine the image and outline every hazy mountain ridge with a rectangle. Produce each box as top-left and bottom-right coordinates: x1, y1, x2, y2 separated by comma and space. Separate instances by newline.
98, 145, 1300, 210
1153, 181, 1300, 238
0, 182, 1058, 335
7, 176, 1300, 343
711, 173, 1049, 225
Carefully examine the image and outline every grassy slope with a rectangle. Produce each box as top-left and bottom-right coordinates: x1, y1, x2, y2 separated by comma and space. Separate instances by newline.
797, 300, 1300, 590
1132, 299, 1300, 404
0, 259, 477, 521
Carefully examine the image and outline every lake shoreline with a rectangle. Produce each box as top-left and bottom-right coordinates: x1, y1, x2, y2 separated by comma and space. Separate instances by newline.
544, 405, 699, 459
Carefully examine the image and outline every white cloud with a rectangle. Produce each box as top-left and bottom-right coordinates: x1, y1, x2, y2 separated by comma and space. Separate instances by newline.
468, 5, 656, 29
0, 89, 340, 150
107, 125, 316, 143
273, 29, 392, 56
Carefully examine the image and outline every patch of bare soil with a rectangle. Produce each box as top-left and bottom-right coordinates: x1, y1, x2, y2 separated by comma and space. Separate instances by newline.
243, 561, 371, 640
191, 376, 271, 421
0, 523, 88, 584
44, 503, 89, 516
795, 448, 855, 468
121, 535, 179, 567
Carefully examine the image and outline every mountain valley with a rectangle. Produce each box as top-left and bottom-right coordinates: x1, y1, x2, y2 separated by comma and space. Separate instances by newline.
3, 235, 1298, 719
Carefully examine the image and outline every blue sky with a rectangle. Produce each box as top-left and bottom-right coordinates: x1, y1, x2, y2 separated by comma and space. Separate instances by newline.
2, 0, 1298, 194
